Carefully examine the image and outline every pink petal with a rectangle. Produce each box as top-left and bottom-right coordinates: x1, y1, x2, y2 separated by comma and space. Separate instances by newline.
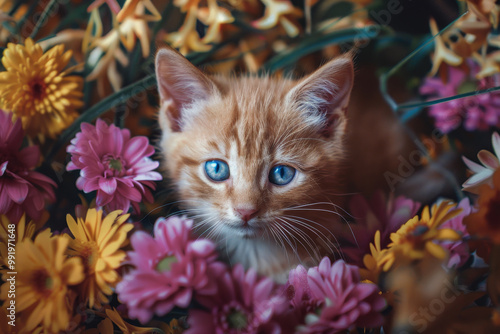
478, 150, 500, 169
462, 156, 486, 174
462, 169, 494, 188
0, 183, 14, 212
124, 136, 150, 165
493, 132, 500, 159
17, 146, 41, 168
0, 161, 7, 176
6, 181, 29, 204
174, 288, 192, 308
99, 177, 117, 195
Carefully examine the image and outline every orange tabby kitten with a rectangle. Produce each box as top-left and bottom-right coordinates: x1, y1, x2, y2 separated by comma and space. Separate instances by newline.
155, 48, 406, 281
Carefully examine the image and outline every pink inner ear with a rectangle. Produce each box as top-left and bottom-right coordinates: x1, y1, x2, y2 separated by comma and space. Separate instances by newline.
291, 57, 354, 136
155, 48, 215, 132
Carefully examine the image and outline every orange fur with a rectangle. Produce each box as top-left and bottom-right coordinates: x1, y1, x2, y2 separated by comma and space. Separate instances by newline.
155, 48, 404, 280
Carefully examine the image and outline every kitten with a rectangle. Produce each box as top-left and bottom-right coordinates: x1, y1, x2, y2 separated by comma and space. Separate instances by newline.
155, 48, 406, 281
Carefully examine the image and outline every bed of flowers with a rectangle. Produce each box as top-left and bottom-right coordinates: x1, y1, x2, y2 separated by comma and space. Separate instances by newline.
1, 0, 500, 333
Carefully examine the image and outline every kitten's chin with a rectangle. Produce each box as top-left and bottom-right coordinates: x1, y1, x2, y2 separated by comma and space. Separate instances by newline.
231, 225, 261, 239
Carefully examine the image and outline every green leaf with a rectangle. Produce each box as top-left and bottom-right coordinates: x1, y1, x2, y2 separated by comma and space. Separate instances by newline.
46, 74, 157, 163
30, 0, 58, 39
263, 26, 380, 72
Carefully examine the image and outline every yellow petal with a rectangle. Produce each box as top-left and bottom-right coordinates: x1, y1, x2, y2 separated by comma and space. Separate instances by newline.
425, 241, 447, 259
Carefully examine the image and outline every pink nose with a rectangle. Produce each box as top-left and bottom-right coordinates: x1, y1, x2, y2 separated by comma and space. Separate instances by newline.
234, 207, 258, 222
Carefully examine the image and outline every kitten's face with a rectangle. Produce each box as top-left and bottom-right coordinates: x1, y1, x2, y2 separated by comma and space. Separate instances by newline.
156, 49, 353, 266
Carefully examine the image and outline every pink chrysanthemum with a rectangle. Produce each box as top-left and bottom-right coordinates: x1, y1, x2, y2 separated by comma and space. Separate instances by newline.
67, 119, 162, 213
284, 264, 321, 320
437, 198, 473, 268
187, 264, 292, 334
0, 110, 56, 222
342, 191, 420, 266
116, 216, 223, 324
420, 64, 500, 133
288, 258, 385, 333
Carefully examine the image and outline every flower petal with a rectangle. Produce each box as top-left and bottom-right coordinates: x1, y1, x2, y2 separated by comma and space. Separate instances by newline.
99, 177, 117, 195
478, 150, 500, 170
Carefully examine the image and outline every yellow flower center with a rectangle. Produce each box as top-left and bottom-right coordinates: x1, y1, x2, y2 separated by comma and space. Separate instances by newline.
156, 255, 177, 272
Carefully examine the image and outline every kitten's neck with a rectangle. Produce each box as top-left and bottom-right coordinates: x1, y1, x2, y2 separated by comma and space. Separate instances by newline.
217, 235, 297, 283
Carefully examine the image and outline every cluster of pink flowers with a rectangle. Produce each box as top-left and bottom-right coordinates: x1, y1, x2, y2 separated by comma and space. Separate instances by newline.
116, 216, 224, 323
420, 64, 500, 133
286, 258, 386, 333
67, 119, 162, 213
0, 110, 56, 222
187, 265, 293, 334
117, 215, 387, 333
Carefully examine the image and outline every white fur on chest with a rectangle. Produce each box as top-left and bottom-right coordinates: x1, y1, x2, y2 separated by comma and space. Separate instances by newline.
223, 236, 299, 283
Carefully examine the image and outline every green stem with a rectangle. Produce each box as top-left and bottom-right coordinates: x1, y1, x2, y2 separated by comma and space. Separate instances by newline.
29, 0, 58, 39
45, 74, 157, 163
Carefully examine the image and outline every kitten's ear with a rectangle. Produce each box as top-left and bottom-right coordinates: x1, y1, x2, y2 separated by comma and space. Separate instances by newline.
288, 56, 354, 137
156, 48, 216, 131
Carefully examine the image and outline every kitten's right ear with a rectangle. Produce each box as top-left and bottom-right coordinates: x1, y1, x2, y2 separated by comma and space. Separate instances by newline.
155, 48, 215, 131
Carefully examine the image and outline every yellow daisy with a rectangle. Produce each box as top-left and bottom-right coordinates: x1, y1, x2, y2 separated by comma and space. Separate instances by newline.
388, 200, 462, 261
0, 214, 37, 276
66, 208, 133, 308
360, 230, 394, 283
0, 38, 83, 142
0, 230, 84, 333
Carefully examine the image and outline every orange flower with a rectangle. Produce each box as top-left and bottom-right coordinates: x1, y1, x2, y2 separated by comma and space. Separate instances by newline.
464, 169, 500, 244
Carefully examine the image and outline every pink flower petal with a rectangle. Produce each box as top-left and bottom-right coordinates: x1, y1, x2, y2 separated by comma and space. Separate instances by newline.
492, 132, 500, 159
99, 177, 117, 195
6, 178, 29, 204
462, 156, 487, 174
478, 150, 500, 169
463, 169, 493, 188
0, 161, 7, 176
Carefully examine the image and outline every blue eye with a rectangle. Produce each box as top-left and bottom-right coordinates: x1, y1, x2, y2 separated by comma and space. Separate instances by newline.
205, 160, 230, 181
269, 165, 296, 185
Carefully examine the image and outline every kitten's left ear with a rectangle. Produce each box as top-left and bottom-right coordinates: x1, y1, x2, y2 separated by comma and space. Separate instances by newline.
287, 56, 354, 136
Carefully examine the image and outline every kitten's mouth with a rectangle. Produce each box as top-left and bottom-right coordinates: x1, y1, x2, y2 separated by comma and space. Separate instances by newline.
231, 224, 261, 239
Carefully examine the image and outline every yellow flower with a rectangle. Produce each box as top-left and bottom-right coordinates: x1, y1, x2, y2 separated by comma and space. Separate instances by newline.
360, 230, 394, 283
66, 208, 133, 308
0, 230, 84, 333
166, 5, 213, 54
0, 214, 38, 276
388, 200, 462, 261
0, 38, 83, 142
428, 18, 463, 76
85, 0, 160, 92
252, 0, 303, 37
